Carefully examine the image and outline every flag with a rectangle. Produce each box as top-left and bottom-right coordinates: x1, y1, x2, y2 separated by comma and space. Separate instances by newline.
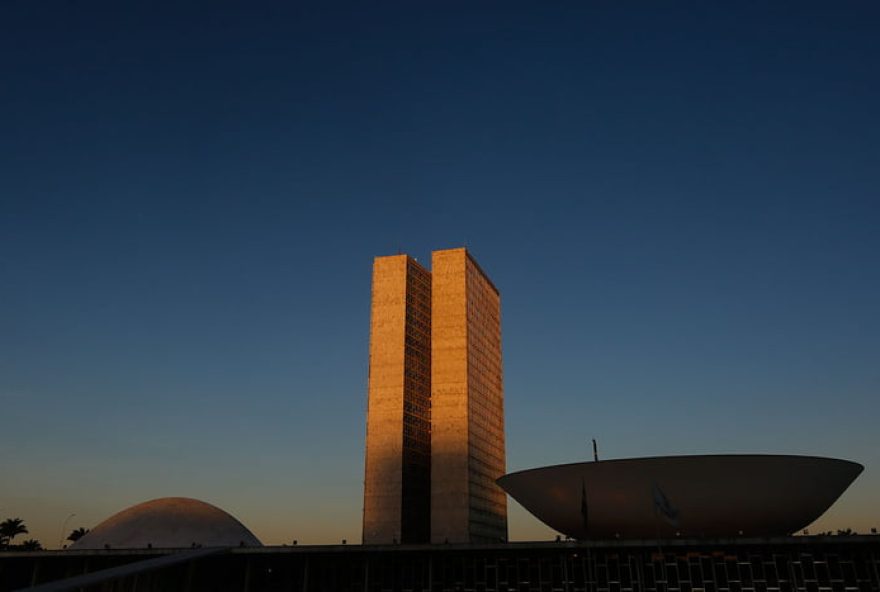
580, 479, 589, 536
651, 482, 680, 528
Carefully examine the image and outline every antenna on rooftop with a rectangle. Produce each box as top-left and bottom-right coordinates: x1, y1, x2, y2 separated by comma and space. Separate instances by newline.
592, 439, 599, 462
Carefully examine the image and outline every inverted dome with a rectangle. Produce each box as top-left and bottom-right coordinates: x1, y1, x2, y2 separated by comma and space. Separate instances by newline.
70, 497, 262, 549
498, 455, 863, 539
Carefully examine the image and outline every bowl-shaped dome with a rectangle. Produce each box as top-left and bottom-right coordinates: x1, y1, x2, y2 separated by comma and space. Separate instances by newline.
70, 497, 262, 549
497, 455, 863, 539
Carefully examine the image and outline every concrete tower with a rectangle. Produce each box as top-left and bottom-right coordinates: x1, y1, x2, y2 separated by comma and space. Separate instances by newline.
362, 248, 507, 545
362, 255, 432, 544
430, 248, 507, 543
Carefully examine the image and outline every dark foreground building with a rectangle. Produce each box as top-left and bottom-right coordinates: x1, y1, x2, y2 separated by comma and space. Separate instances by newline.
2, 536, 879, 592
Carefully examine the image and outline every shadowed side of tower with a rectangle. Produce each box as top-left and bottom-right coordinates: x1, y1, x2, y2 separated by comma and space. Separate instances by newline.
363, 255, 432, 544
431, 248, 508, 543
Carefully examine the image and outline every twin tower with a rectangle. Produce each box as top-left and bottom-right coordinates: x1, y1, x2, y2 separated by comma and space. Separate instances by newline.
363, 247, 508, 544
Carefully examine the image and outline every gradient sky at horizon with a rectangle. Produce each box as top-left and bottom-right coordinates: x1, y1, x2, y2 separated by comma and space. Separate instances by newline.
1, 2, 879, 547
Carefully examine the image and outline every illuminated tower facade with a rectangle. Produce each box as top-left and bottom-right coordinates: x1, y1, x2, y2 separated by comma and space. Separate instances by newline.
431, 248, 507, 543
363, 248, 507, 545
363, 255, 432, 544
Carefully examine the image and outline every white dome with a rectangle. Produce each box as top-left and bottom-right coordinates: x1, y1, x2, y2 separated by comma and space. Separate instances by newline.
70, 497, 262, 549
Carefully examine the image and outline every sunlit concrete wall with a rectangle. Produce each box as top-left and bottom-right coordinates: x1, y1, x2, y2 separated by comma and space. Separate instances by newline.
363, 255, 432, 543
431, 248, 507, 543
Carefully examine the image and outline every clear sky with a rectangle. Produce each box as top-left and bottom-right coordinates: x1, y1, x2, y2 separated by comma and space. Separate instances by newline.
1, 2, 878, 547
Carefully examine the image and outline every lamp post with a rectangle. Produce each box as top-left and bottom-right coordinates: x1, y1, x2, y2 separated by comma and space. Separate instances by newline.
58, 513, 76, 549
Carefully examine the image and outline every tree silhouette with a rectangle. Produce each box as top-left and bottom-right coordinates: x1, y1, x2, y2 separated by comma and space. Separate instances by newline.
19, 539, 43, 551
0, 518, 28, 548
67, 527, 90, 542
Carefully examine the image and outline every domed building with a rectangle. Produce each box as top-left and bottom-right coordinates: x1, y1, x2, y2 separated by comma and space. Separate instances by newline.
70, 497, 262, 549
497, 454, 864, 539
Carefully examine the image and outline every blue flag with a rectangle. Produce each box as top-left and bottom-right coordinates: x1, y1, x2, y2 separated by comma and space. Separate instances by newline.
652, 482, 680, 528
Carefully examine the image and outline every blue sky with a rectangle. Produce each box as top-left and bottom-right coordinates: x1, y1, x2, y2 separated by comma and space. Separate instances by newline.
1, 2, 878, 546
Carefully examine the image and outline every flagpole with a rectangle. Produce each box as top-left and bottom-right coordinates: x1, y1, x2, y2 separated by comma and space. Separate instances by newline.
580, 473, 592, 592
652, 484, 665, 581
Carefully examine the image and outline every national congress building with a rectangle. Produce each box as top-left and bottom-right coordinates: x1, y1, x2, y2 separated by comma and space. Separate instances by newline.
363, 247, 507, 545
3, 248, 874, 592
